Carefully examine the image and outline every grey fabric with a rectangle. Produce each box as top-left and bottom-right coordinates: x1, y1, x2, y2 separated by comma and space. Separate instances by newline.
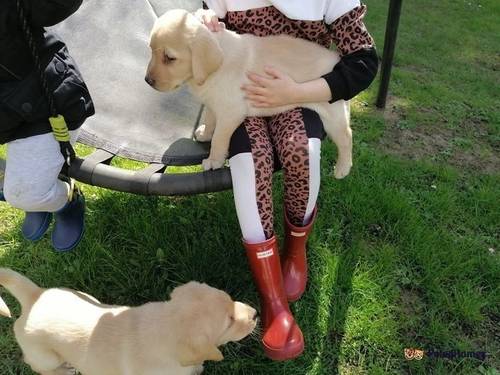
51, 0, 207, 164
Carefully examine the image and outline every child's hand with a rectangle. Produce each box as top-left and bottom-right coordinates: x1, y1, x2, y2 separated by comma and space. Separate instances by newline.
241, 66, 300, 108
194, 9, 225, 32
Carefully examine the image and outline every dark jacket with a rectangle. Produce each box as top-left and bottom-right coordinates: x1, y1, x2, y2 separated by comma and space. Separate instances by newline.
0, 0, 94, 144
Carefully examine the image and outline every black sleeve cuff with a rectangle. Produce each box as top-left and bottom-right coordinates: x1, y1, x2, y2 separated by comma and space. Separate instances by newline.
322, 47, 379, 103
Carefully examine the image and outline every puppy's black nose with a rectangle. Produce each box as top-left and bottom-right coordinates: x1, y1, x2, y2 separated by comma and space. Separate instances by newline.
145, 76, 155, 87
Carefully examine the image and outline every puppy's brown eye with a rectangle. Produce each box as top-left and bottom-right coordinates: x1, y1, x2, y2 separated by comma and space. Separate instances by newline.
163, 54, 176, 64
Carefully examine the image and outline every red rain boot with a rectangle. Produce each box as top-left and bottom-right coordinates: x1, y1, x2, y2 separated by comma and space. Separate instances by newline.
282, 206, 317, 302
244, 236, 304, 360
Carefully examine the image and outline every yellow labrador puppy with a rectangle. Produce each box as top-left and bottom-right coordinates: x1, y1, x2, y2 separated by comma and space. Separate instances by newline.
0, 268, 256, 375
146, 9, 352, 179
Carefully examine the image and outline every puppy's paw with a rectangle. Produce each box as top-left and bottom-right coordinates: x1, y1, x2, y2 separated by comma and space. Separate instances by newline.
194, 124, 213, 142
202, 158, 225, 170
333, 162, 352, 179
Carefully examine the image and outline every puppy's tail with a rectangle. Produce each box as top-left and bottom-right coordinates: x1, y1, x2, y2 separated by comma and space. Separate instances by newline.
0, 268, 42, 318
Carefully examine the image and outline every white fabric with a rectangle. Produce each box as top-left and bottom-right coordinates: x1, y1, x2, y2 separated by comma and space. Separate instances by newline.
4, 130, 79, 212
205, 0, 360, 23
229, 152, 266, 243
303, 138, 321, 225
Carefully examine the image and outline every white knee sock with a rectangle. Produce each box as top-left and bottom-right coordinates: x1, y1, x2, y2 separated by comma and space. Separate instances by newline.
229, 153, 267, 244
303, 138, 321, 225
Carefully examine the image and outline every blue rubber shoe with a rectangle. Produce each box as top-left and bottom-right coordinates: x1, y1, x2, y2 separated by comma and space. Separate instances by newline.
51, 185, 85, 252
21, 212, 53, 241
3, 190, 52, 241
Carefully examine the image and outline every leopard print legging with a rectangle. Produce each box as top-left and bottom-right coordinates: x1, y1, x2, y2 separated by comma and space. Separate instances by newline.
229, 108, 324, 239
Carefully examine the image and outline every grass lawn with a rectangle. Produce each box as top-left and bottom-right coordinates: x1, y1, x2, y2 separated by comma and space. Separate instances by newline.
0, 0, 499, 374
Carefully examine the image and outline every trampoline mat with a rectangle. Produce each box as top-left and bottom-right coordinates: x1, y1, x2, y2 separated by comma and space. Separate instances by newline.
51, 0, 208, 165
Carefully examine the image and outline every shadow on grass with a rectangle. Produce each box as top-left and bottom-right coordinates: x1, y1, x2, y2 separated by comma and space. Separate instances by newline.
326, 231, 358, 375
306, 216, 358, 375
0, 175, 361, 375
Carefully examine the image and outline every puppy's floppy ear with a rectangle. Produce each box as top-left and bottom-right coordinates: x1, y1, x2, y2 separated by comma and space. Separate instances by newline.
190, 25, 223, 85
170, 281, 202, 301
177, 334, 224, 366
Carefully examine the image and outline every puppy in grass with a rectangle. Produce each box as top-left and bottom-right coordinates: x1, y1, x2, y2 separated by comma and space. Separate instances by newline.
145, 9, 352, 178
0, 268, 256, 375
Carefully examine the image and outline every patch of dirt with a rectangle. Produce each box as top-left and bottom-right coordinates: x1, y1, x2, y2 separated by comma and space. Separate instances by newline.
378, 96, 500, 174
398, 287, 426, 341
474, 54, 500, 72
399, 287, 424, 317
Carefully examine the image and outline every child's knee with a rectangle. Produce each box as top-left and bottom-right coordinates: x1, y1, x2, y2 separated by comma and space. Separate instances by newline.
280, 139, 309, 168
4, 185, 34, 210
3, 181, 52, 211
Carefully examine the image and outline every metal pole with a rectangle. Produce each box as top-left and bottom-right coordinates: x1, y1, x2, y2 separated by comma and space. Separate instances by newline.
376, 0, 403, 108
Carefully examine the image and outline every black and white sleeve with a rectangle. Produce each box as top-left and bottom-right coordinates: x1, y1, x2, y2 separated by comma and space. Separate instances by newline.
322, 5, 379, 103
